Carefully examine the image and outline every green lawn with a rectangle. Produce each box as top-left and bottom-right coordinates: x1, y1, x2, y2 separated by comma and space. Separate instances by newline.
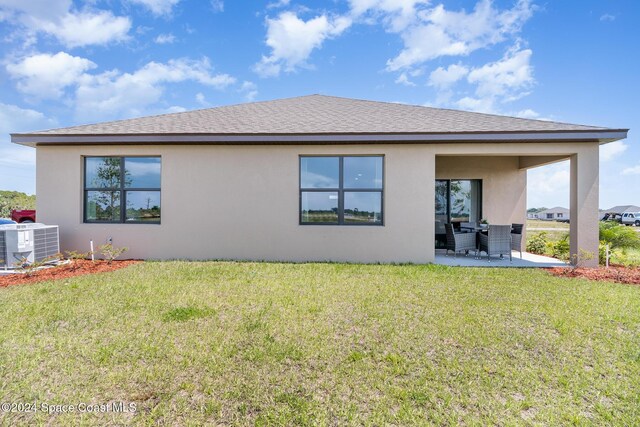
527, 219, 570, 230
1, 262, 639, 425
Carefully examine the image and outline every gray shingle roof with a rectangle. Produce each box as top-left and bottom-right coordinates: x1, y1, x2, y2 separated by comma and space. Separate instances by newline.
539, 207, 570, 214
19, 95, 609, 136
605, 205, 640, 214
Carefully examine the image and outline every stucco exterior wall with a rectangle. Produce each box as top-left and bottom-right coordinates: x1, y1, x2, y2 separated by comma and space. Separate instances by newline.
36, 144, 436, 263
35, 141, 599, 264
435, 156, 527, 228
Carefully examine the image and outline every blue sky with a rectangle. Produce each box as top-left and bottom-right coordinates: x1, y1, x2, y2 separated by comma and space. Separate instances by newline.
0, 0, 637, 209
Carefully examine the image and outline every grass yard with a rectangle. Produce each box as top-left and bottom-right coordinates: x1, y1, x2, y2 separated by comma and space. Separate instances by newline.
1, 262, 639, 425
527, 219, 570, 230
526, 219, 570, 243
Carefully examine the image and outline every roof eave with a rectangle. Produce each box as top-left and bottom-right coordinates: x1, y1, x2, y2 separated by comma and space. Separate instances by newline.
10, 129, 629, 148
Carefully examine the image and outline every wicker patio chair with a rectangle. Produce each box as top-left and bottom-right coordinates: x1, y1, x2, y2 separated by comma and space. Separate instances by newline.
459, 222, 477, 232
444, 223, 477, 257
511, 223, 524, 259
478, 224, 512, 262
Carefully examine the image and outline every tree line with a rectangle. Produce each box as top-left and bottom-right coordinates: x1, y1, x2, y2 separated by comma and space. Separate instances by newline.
0, 190, 36, 218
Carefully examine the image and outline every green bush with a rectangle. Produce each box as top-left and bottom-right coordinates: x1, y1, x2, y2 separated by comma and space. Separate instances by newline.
526, 232, 548, 255
550, 234, 570, 260
599, 222, 640, 249
599, 242, 608, 265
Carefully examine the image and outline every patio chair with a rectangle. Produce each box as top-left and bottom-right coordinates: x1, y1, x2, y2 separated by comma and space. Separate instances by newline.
511, 223, 524, 259
459, 222, 477, 232
444, 223, 477, 257
478, 225, 512, 262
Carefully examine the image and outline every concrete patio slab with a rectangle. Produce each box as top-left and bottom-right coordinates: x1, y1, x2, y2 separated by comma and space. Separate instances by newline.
434, 249, 566, 268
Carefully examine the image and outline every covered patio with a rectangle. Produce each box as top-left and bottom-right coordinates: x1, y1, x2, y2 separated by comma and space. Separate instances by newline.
431, 141, 612, 267
434, 249, 566, 268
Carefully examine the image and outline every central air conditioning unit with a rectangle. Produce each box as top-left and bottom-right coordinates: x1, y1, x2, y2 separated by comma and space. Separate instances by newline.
0, 223, 60, 269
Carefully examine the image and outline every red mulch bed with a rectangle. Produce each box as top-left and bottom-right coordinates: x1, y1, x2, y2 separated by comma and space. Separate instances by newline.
0, 259, 139, 288
548, 265, 640, 285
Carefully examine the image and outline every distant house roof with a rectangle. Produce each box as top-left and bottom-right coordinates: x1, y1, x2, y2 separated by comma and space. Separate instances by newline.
11, 95, 628, 146
605, 205, 640, 214
539, 207, 570, 215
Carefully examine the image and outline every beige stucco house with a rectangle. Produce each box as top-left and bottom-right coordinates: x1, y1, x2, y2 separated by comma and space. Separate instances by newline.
11, 95, 628, 266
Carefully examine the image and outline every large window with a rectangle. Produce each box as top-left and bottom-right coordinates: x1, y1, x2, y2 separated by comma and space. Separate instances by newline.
84, 157, 161, 223
300, 156, 383, 225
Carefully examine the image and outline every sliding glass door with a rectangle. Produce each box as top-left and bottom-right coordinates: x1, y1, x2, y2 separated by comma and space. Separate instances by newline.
435, 179, 482, 248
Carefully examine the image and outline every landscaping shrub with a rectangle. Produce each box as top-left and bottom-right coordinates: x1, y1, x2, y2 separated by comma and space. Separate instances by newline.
99, 244, 128, 264
549, 233, 570, 260
599, 222, 640, 249
526, 231, 548, 255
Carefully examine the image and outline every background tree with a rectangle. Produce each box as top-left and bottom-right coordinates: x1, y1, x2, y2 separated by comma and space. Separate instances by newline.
0, 191, 36, 218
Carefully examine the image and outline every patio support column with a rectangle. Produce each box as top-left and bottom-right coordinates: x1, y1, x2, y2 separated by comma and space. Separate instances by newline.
425, 152, 436, 263
569, 144, 599, 267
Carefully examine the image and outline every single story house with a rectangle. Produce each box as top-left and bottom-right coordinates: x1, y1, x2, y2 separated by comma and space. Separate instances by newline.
11, 95, 628, 266
604, 205, 640, 215
537, 207, 570, 221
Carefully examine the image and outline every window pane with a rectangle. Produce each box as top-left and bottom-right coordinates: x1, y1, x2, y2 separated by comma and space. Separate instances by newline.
301, 192, 338, 223
85, 157, 121, 188
435, 180, 448, 235
450, 180, 481, 224
344, 157, 383, 189
344, 192, 382, 224
126, 191, 161, 222
124, 157, 161, 188
450, 180, 470, 223
301, 157, 339, 188
86, 191, 121, 221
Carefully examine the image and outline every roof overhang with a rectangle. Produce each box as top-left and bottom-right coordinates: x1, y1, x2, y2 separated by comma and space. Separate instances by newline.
11, 129, 629, 147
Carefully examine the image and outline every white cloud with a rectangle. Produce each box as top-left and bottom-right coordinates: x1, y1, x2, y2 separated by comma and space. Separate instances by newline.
527, 161, 570, 208
267, 0, 290, 9
239, 81, 258, 101
154, 33, 176, 44
210, 0, 223, 13
38, 11, 131, 48
0, 102, 58, 194
74, 58, 236, 121
600, 140, 627, 162
622, 165, 640, 176
382, 0, 534, 71
4, 48, 238, 122
514, 109, 538, 119
395, 72, 416, 86
455, 46, 533, 113
467, 47, 533, 98
6, 52, 96, 99
163, 106, 187, 114
600, 13, 615, 22
428, 63, 469, 89
0, 102, 56, 136
128, 0, 181, 16
195, 92, 209, 106
254, 11, 352, 77
350, 0, 428, 32
455, 96, 495, 113
0, 0, 131, 48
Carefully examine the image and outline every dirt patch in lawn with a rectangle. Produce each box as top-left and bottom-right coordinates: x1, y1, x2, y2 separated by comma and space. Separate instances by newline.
0, 259, 139, 288
548, 265, 640, 285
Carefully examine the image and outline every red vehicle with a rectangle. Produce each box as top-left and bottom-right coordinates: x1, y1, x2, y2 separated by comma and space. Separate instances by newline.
10, 209, 36, 223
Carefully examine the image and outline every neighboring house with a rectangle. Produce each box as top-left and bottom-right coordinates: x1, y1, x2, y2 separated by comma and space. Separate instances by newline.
527, 209, 546, 219
537, 207, 570, 221
11, 95, 628, 266
604, 205, 640, 215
